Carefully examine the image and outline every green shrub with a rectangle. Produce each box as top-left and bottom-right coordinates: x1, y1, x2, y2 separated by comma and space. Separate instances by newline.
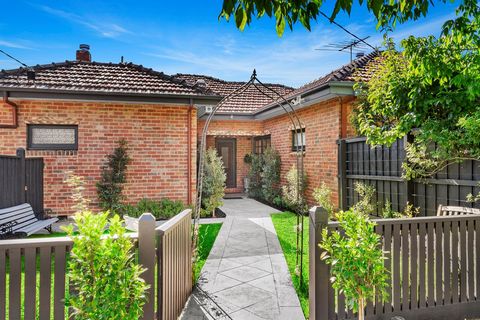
313, 182, 335, 218
381, 200, 419, 218
202, 148, 226, 216
64, 212, 148, 319
261, 147, 281, 203
247, 153, 264, 198
353, 182, 376, 216
320, 209, 388, 320
353, 182, 419, 218
282, 164, 308, 213
119, 198, 185, 220
97, 139, 131, 214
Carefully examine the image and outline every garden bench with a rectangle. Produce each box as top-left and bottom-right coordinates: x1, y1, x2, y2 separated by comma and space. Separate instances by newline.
437, 205, 480, 216
0, 203, 58, 238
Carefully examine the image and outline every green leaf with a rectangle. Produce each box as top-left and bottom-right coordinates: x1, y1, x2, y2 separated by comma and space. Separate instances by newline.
235, 5, 248, 30
275, 12, 286, 36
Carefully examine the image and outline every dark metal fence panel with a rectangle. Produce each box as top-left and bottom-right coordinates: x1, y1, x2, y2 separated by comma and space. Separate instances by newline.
25, 158, 44, 217
310, 207, 480, 320
339, 137, 480, 216
0, 156, 24, 209
0, 148, 44, 216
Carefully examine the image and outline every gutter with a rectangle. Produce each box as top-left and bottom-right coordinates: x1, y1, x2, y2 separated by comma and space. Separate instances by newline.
254, 81, 355, 116
187, 100, 193, 205
0, 91, 18, 128
1, 87, 223, 105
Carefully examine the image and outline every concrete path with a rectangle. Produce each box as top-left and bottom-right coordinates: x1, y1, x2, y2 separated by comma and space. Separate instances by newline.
181, 198, 305, 320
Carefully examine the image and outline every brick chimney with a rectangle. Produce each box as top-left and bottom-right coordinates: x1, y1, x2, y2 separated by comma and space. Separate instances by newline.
76, 44, 91, 62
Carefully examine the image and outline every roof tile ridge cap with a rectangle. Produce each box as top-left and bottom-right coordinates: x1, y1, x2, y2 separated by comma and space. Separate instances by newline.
174, 73, 232, 84
127, 64, 219, 96
174, 73, 294, 91
0, 60, 79, 75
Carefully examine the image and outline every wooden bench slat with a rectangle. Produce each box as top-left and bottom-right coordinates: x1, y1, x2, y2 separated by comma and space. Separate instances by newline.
437, 205, 480, 216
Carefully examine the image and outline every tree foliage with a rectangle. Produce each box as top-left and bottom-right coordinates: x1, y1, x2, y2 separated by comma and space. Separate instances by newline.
220, 0, 448, 36
282, 163, 307, 213
247, 152, 264, 198
97, 139, 131, 213
260, 147, 282, 202
352, 1, 480, 179
312, 182, 335, 218
320, 209, 388, 319
247, 148, 282, 204
202, 148, 226, 216
65, 212, 148, 320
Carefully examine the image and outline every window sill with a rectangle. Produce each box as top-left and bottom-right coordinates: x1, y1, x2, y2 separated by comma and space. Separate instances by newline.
289, 151, 306, 156
27, 150, 78, 157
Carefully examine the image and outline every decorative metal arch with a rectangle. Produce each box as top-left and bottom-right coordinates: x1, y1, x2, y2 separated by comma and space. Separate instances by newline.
193, 70, 307, 286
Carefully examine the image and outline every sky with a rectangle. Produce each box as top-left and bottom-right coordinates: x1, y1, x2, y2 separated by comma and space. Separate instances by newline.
0, 0, 459, 87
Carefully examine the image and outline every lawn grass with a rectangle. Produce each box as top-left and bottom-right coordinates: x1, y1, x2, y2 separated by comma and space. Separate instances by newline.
271, 212, 310, 318
194, 223, 222, 282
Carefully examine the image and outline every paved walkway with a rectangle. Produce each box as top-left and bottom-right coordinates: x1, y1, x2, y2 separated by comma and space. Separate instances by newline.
182, 198, 305, 320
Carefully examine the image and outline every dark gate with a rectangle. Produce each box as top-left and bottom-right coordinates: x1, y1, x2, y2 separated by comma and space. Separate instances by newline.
338, 137, 480, 216
0, 148, 44, 216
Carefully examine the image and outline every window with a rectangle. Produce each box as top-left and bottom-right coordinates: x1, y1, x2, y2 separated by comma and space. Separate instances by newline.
292, 128, 306, 151
27, 125, 78, 150
253, 135, 271, 154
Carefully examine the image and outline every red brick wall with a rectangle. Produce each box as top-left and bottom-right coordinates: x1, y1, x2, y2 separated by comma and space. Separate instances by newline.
197, 119, 264, 193
0, 102, 16, 127
0, 100, 197, 215
263, 98, 344, 207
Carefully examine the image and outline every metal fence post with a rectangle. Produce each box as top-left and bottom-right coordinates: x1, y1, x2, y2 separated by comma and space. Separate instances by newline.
309, 206, 329, 320
338, 140, 348, 210
138, 213, 156, 320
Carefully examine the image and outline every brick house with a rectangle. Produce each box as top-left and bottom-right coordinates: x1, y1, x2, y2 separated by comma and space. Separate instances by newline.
0, 44, 377, 215
176, 51, 377, 205
0, 46, 221, 215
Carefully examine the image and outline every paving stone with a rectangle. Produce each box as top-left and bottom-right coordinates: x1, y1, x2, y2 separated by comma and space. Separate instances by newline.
213, 283, 272, 309
247, 274, 277, 293
217, 258, 243, 272
220, 265, 270, 283
229, 308, 267, 320
249, 258, 273, 273
199, 274, 242, 293
277, 285, 302, 307
278, 306, 306, 320
245, 295, 280, 320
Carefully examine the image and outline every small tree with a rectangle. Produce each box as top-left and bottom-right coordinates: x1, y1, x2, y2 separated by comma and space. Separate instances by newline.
97, 139, 131, 213
320, 209, 389, 320
261, 147, 281, 203
202, 148, 226, 216
282, 163, 307, 213
64, 212, 148, 320
64, 171, 90, 213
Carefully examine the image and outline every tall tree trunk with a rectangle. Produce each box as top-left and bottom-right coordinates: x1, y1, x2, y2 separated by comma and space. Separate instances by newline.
358, 297, 365, 320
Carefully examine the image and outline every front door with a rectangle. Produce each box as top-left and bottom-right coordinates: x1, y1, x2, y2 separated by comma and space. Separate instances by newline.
216, 138, 236, 189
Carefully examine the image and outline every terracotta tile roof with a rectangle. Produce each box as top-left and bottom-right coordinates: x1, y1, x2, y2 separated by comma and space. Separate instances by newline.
173, 74, 294, 114
281, 51, 381, 100
0, 61, 217, 96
